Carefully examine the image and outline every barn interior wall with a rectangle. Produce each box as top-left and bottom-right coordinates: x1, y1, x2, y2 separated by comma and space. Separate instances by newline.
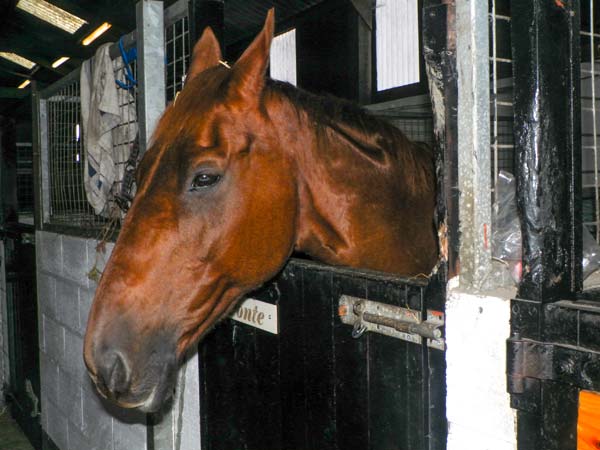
445, 284, 517, 450
36, 230, 147, 450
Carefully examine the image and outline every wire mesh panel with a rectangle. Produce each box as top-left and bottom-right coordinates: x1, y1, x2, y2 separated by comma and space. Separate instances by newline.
46, 80, 95, 226
388, 116, 434, 146
110, 55, 139, 216
16, 143, 34, 219
581, 0, 600, 238
489, 0, 514, 196
41, 39, 139, 230
165, 13, 190, 102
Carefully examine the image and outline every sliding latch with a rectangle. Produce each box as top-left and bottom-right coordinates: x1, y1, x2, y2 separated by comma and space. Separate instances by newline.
338, 295, 445, 350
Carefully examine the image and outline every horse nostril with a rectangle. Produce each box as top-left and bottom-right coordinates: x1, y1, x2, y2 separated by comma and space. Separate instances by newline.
98, 352, 131, 396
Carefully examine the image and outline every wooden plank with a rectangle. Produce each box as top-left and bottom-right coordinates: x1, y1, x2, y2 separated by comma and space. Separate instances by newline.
578, 390, 600, 450
366, 280, 412, 450
302, 266, 336, 450
0, 88, 28, 99
277, 264, 309, 449
246, 282, 282, 449
332, 273, 368, 450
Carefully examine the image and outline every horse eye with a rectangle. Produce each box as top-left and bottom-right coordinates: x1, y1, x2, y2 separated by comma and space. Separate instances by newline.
190, 173, 221, 190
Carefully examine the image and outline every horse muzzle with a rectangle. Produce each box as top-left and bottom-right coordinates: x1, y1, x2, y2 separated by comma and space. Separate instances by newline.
84, 330, 179, 413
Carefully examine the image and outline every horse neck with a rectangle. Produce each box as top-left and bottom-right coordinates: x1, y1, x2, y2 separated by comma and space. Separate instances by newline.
268, 94, 437, 274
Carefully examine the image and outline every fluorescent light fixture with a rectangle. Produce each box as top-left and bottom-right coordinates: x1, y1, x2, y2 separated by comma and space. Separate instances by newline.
0, 52, 36, 69
18, 79, 31, 89
52, 56, 70, 68
82, 22, 112, 46
17, 0, 87, 34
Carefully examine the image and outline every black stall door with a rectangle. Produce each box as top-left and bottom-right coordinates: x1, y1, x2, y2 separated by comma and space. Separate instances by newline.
199, 259, 446, 450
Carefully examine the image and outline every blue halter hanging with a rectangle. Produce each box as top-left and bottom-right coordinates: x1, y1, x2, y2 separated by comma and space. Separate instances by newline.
115, 37, 137, 90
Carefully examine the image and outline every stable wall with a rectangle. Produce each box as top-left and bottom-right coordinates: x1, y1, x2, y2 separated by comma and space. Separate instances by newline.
36, 229, 202, 450
445, 281, 518, 450
36, 230, 147, 450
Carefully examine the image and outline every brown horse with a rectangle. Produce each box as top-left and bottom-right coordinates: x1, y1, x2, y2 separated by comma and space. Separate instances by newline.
83, 10, 437, 412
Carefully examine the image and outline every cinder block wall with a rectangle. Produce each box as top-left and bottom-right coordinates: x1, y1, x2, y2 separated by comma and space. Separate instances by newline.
36, 230, 147, 450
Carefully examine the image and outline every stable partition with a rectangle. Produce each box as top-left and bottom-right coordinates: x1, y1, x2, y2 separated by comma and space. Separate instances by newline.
33, 30, 149, 450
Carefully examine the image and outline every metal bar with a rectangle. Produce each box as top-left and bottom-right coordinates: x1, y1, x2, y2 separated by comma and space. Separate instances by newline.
136, 0, 166, 153
31, 82, 43, 229
165, 0, 188, 27
511, 0, 582, 301
38, 67, 80, 100
109, 29, 137, 60
456, 0, 492, 289
590, 1, 599, 241
491, 0, 499, 192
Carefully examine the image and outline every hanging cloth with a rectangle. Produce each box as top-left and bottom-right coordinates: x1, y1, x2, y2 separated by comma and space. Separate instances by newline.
80, 43, 123, 215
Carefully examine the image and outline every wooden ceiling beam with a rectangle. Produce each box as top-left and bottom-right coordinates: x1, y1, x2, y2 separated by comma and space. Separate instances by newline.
0, 87, 29, 99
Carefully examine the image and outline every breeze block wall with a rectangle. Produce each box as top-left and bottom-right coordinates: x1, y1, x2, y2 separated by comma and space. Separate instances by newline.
36, 230, 147, 450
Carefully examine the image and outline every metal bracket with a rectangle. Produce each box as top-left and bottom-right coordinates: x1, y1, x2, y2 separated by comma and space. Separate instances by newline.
506, 337, 555, 395
338, 295, 445, 350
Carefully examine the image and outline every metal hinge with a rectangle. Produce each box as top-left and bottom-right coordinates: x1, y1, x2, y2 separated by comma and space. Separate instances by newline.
338, 295, 445, 350
506, 337, 555, 394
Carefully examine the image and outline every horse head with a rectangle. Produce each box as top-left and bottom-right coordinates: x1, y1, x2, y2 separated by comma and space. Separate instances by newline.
83, 10, 299, 412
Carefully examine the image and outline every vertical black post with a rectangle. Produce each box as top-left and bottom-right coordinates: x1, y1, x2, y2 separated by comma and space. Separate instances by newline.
422, 1, 459, 279
188, 0, 225, 48
350, 0, 373, 104
511, 0, 582, 302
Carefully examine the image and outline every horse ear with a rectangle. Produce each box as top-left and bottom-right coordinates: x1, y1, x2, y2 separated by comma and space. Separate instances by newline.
187, 27, 223, 82
229, 8, 275, 104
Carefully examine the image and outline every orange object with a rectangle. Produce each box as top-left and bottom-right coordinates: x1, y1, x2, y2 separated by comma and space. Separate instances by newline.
578, 390, 600, 450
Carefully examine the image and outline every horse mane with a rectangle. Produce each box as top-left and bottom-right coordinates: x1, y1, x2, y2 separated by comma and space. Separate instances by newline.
266, 79, 435, 194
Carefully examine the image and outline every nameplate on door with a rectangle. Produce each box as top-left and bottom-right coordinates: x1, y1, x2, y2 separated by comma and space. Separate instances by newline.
230, 298, 279, 334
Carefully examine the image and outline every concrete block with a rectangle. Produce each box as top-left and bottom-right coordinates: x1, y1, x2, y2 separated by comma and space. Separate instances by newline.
86, 239, 114, 285
40, 393, 49, 432
40, 351, 59, 406
37, 231, 63, 276
68, 423, 100, 450
82, 380, 114, 450
37, 273, 57, 319
63, 330, 86, 381
113, 413, 148, 450
58, 367, 83, 429
62, 235, 90, 288
56, 278, 80, 334
45, 398, 69, 450
43, 315, 64, 365
79, 287, 97, 335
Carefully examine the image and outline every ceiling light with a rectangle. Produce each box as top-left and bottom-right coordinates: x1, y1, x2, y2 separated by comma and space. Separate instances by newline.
52, 56, 70, 68
17, 0, 87, 34
18, 79, 31, 89
0, 52, 36, 69
82, 22, 112, 46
